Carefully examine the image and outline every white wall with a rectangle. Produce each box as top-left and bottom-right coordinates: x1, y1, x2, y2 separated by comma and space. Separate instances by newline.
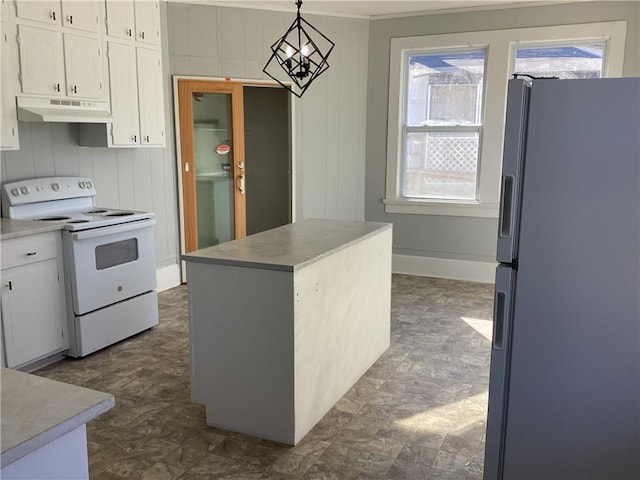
365, 1, 640, 282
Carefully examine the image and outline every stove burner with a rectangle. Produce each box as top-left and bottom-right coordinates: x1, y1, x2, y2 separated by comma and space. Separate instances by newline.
85, 209, 108, 214
36, 216, 71, 221
105, 212, 134, 217
67, 220, 90, 223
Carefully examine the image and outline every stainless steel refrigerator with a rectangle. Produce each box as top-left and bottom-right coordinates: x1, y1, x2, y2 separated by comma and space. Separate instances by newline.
484, 77, 640, 479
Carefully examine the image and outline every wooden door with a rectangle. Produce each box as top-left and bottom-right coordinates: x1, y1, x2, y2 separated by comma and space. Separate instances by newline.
178, 79, 247, 253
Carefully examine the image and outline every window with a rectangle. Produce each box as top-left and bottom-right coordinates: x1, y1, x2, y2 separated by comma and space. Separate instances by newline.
385, 22, 626, 217
514, 44, 604, 79
403, 50, 485, 200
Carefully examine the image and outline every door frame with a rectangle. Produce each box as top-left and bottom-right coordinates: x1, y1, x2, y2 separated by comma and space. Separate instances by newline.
177, 79, 247, 252
172, 75, 296, 280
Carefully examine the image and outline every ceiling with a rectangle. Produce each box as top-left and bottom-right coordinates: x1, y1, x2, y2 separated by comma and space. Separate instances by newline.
196, 0, 577, 19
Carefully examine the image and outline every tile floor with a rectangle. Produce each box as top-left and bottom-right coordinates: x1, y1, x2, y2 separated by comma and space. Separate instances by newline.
36, 274, 494, 480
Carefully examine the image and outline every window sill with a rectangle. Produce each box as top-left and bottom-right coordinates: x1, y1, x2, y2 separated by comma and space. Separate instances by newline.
383, 198, 499, 218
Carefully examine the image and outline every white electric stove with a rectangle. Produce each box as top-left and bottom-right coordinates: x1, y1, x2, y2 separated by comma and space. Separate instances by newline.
1, 177, 159, 357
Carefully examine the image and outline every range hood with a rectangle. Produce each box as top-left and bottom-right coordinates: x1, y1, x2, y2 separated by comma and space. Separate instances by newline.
17, 96, 113, 123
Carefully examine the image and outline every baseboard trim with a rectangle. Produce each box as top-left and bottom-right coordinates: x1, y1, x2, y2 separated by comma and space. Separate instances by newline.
157, 264, 181, 292
393, 254, 495, 284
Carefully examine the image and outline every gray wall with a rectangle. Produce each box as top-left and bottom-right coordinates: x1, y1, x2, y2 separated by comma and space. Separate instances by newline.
365, 1, 640, 264
166, 2, 369, 221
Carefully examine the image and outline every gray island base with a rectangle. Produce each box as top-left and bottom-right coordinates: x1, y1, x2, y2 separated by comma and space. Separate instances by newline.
184, 219, 392, 445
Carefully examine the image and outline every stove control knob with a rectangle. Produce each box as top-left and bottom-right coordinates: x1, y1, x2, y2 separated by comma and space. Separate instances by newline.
20, 186, 29, 195
86, 181, 93, 189
51, 183, 60, 191
79, 181, 86, 189
10, 188, 19, 197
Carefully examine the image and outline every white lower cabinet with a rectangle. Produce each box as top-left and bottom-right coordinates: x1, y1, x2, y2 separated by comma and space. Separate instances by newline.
0, 232, 67, 369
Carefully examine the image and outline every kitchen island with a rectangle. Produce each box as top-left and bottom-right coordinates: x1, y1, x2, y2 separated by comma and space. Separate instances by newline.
184, 219, 392, 445
1, 368, 114, 479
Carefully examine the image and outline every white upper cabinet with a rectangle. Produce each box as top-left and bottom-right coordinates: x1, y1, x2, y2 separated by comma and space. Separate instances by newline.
63, 33, 104, 99
104, 0, 134, 41
80, 0, 163, 148
107, 41, 140, 146
15, 0, 59, 26
17, 25, 65, 96
133, 0, 160, 46
14, 0, 106, 101
16, 0, 100, 32
105, 0, 159, 46
136, 46, 164, 145
60, 0, 100, 34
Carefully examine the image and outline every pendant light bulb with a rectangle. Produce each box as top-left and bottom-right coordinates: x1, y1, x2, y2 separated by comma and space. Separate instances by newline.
301, 44, 309, 57
285, 45, 294, 59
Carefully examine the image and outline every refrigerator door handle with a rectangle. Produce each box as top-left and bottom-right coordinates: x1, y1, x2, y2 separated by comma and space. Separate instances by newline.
498, 175, 514, 239
493, 290, 507, 350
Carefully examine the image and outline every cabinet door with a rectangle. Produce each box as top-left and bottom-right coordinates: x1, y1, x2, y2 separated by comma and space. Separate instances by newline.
63, 33, 104, 99
17, 25, 65, 96
1, 0, 19, 150
136, 47, 164, 146
15, 0, 59, 25
60, 0, 100, 34
108, 42, 140, 146
105, 0, 134, 41
134, 0, 160, 46
1, 260, 65, 368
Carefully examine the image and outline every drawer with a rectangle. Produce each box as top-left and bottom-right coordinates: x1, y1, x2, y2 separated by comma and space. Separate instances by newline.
1, 232, 58, 269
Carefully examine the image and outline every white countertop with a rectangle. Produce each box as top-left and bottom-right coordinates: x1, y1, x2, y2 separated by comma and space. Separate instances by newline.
0, 218, 64, 240
183, 218, 392, 271
0, 368, 115, 468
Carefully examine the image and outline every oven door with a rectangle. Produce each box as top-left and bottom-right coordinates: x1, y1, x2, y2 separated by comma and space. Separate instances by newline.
63, 220, 156, 315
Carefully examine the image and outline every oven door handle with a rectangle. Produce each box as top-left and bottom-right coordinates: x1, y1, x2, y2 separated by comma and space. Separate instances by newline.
71, 219, 156, 241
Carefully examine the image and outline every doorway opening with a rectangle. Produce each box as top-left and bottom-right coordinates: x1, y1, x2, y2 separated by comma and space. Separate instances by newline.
175, 78, 292, 263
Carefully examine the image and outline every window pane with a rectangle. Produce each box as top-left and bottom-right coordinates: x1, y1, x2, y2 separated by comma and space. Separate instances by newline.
403, 132, 479, 200
514, 45, 604, 79
407, 50, 485, 126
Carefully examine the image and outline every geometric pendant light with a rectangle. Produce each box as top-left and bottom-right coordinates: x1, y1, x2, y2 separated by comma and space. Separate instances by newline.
263, 0, 335, 98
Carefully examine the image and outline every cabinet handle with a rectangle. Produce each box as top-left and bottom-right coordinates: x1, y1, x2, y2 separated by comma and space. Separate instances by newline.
133, 134, 137, 143
50, 10, 56, 21
26, 252, 37, 256
145, 135, 150, 143
73, 85, 77, 94
127, 28, 132, 37
5, 281, 12, 291
55, 83, 60, 92
140, 31, 145, 40
67, 15, 73, 24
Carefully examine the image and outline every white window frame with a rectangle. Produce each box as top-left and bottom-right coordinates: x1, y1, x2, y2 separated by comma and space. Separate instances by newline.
384, 21, 627, 218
